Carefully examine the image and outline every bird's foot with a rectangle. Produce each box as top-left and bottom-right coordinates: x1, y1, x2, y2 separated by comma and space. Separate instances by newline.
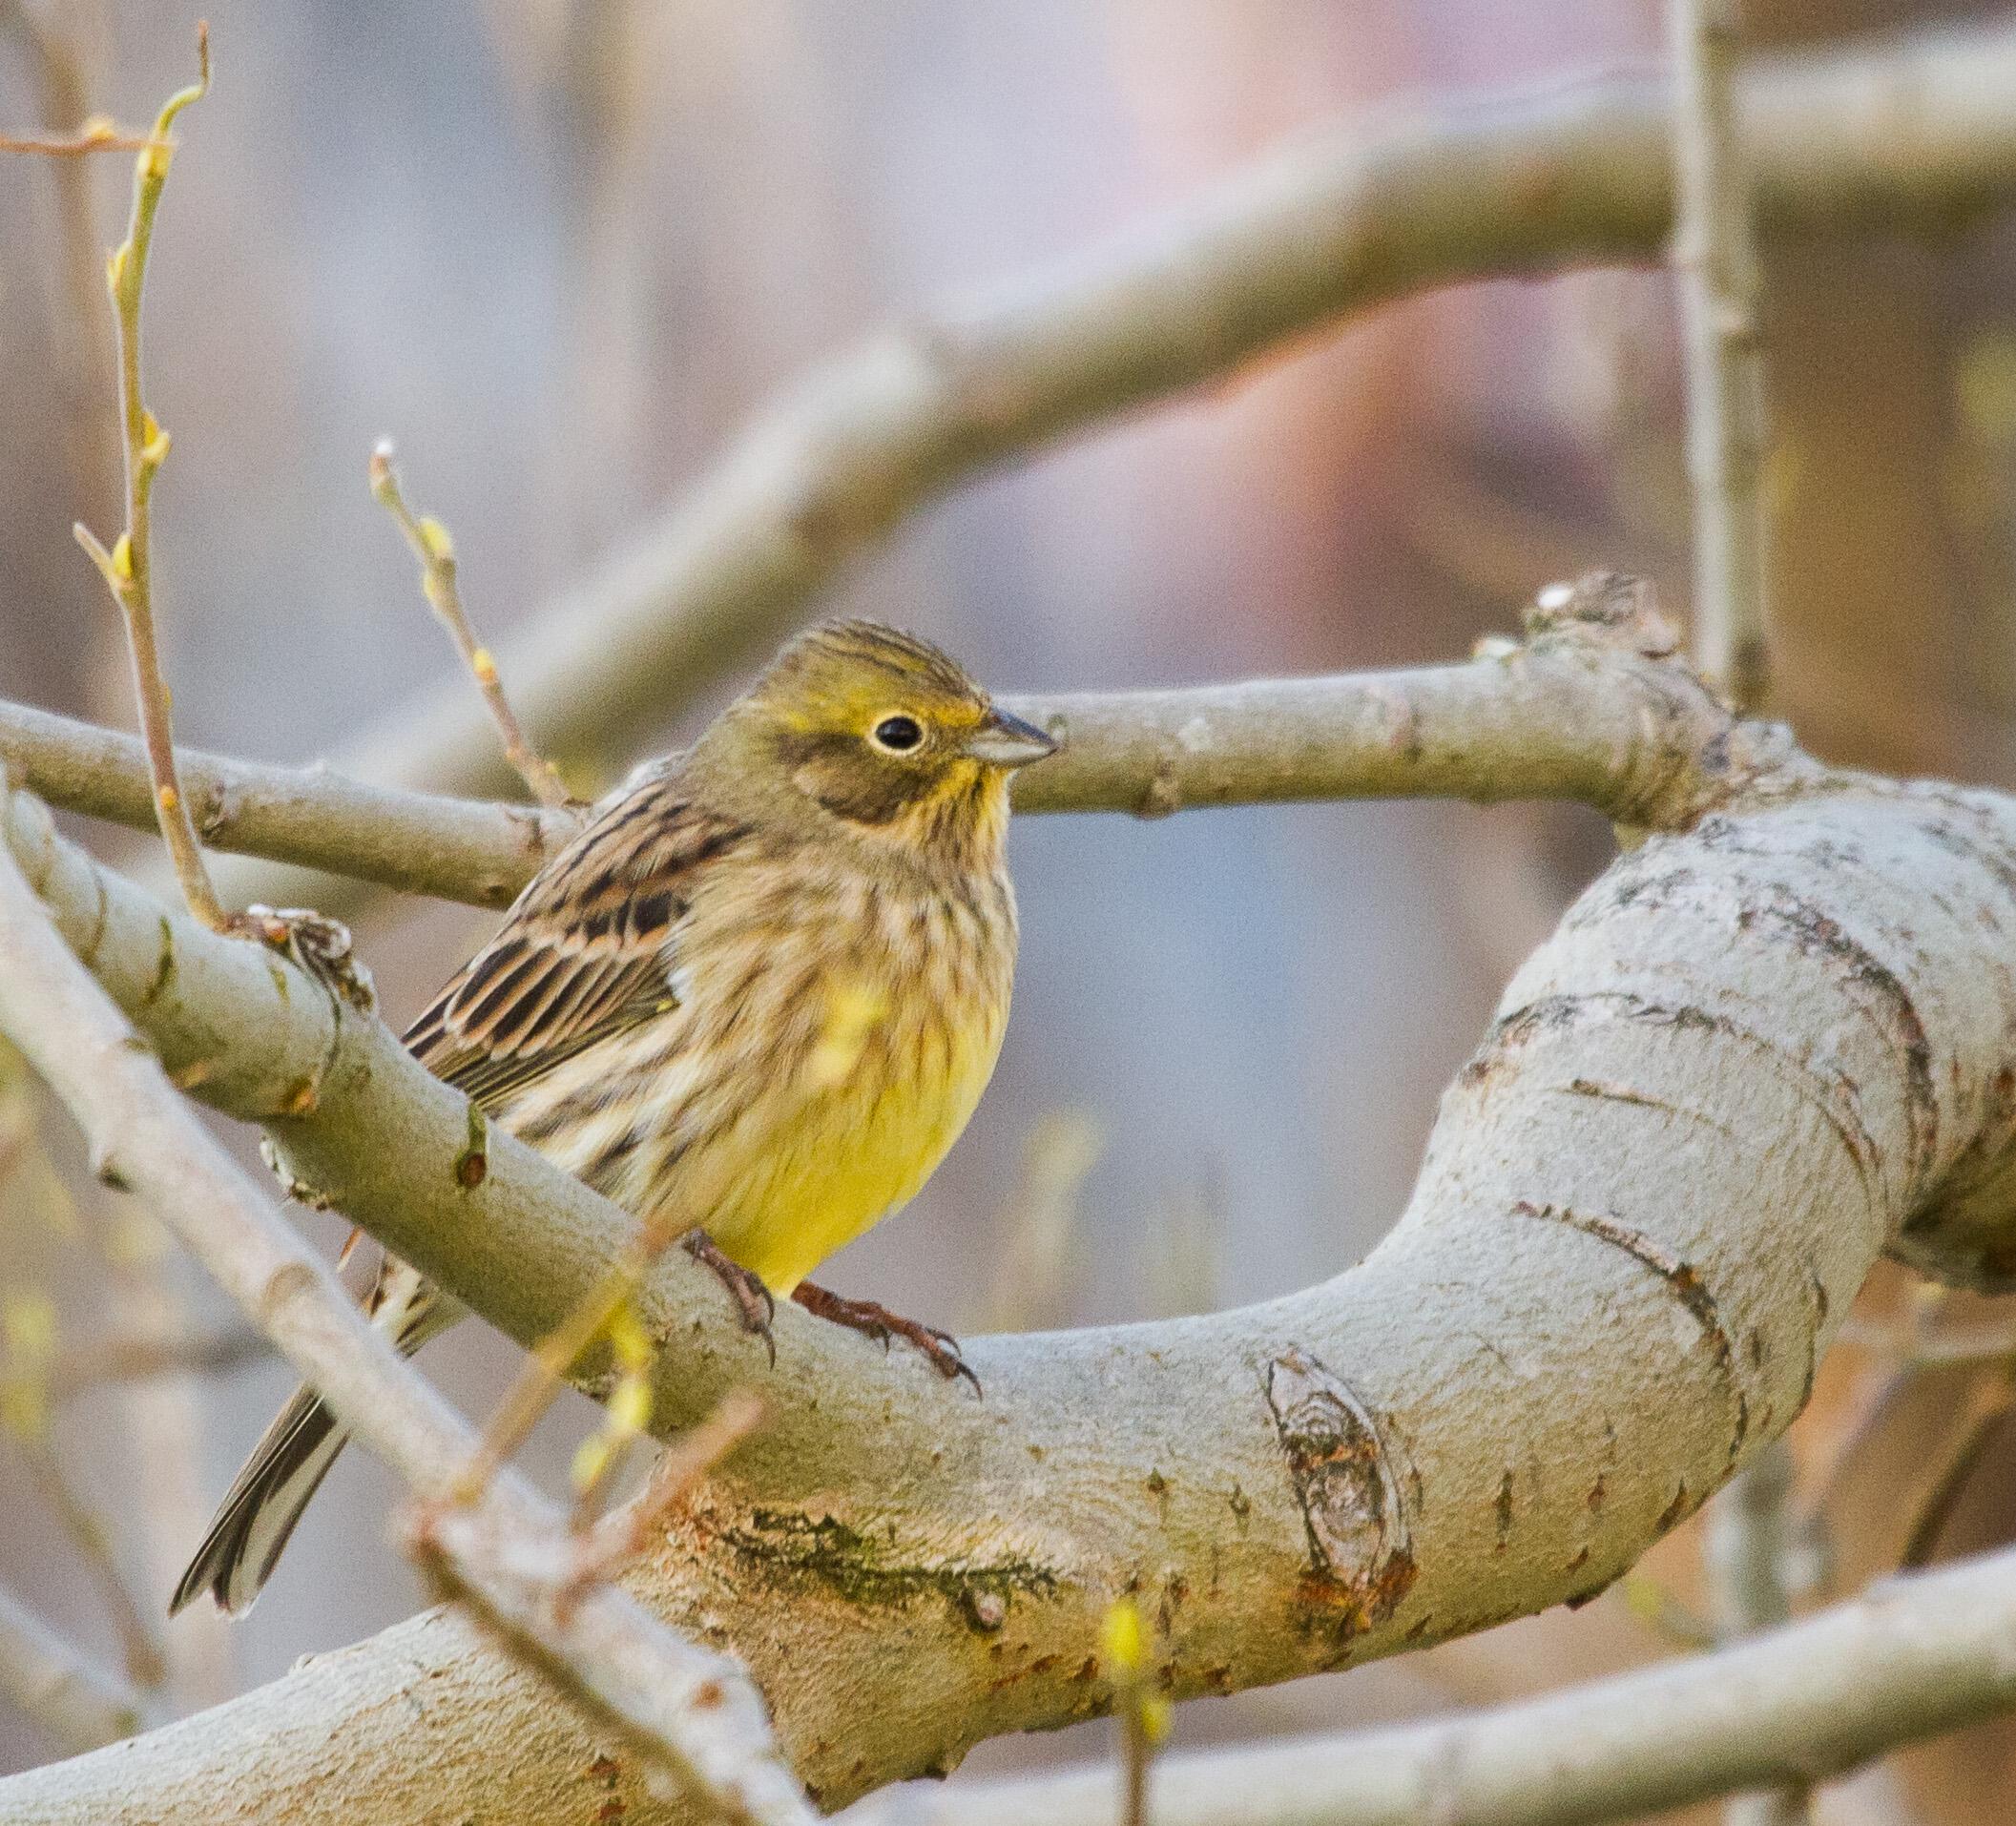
683, 1231, 776, 1364
790, 1282, 980, 1393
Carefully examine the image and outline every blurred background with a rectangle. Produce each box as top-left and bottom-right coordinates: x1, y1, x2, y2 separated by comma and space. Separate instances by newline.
4, 1, 2016, 1819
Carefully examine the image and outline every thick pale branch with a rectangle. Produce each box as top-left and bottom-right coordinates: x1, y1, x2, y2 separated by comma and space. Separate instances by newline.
7, 619, 2016, 1818
328, 21, 2016, 804
878, 1537, 2016, 1826
0, 819, 810, 1825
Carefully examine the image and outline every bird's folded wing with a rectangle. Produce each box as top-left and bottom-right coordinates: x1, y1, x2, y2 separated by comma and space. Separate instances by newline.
404, 781, 749, 1108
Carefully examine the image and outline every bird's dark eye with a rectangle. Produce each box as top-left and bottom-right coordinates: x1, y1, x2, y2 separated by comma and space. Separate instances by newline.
870, 715, 924, 754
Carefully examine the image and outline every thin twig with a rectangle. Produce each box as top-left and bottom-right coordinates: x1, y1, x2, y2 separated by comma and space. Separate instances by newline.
1899, 1358, 2016, 1569
52, 1321, 266, 1392
1100, 1598, 1169, 1826
369, 443, 576, 810
453, 1219, 679, 1505
1669, 0, 1771, 708
0, 122, 152, 155
567, 1296, 658, 1531
1805, 1294, 2016, 1578
12, 1434, 165, 1689
0, 1581, 145, 1755
71, 22, 228, 930
562, 1390, 763, 1608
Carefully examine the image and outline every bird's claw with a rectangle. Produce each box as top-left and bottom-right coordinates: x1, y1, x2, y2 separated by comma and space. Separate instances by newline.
790, 1283, 981, 1393
683, 1231, 777, 1365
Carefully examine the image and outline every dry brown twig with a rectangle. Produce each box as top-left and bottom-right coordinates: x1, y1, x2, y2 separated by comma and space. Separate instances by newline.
0, 118, 151, 155
369, 442, 576, 810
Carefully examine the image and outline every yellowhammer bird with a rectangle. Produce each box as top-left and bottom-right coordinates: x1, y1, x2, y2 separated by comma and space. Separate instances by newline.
172, 619, 1056, 1615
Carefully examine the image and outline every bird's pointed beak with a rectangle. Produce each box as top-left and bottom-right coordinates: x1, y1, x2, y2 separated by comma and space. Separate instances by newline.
963, 707, 1059, 769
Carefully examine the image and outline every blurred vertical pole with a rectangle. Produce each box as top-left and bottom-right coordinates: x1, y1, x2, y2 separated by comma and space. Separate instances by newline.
1670, 0, 1803, 1813
0, 0, 127, 725
1706, 1441, 1813, 1824
540, 0, 646, 575
1669, 0, 1770, 712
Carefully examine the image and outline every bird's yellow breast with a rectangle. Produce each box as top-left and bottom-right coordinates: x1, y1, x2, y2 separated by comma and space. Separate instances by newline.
509, 859, 1020, 1298
697, 875, 1015, 1294
707, 992, 1007, 1295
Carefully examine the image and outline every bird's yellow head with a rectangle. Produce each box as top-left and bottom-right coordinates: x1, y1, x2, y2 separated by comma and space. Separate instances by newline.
714, 620, 1057, 866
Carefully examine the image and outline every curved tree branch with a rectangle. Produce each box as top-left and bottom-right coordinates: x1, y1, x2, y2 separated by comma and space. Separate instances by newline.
322, 21, 2016, 806
0, 581, 1798, 903
3, 593, 2016, 1819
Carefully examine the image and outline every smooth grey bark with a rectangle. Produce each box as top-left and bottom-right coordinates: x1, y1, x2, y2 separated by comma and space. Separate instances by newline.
4, 602, 2016, 1818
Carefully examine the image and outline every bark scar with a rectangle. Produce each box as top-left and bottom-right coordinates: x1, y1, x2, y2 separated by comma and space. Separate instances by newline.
1263, 1347, 1416, 1641
1509, 1200, 1746, 1457
1468, 991, 1881, 1218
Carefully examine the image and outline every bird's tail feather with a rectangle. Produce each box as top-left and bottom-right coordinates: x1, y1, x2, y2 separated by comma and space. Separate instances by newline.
172, 1264, 454, 1616
169, 1383, 345, 1616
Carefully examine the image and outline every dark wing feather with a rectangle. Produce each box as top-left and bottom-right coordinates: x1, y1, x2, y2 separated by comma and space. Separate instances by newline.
404, 776, 748, 1109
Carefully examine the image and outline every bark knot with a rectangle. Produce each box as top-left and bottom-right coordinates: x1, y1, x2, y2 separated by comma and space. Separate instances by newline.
1263, 1347, 1416, 1639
